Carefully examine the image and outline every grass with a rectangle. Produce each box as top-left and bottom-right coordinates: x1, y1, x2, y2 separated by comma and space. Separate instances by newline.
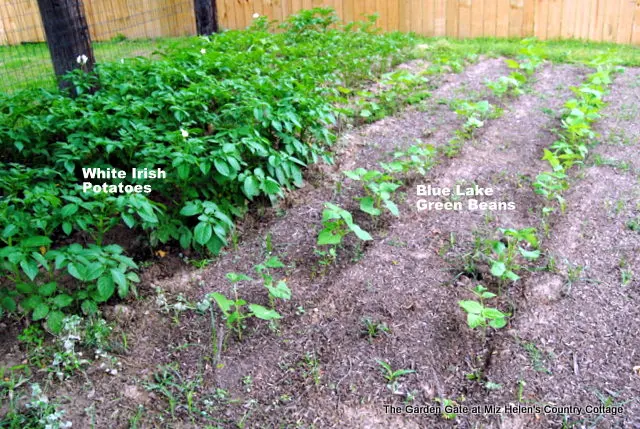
414, 37, 640, 67
0, 37, 180, 93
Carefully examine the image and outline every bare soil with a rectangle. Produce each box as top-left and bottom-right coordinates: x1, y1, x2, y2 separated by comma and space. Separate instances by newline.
1, 59, 639, 429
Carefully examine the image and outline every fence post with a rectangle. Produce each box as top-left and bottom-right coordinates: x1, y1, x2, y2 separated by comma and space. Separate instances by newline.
194, 0, 219, 35
35, 0, 95, 91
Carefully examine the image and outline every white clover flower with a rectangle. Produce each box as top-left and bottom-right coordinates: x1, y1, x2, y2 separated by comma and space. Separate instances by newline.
180, 128, 189, 138
253, 13, 260, 19
200, 48, 207, 55
76, 54, 88, 65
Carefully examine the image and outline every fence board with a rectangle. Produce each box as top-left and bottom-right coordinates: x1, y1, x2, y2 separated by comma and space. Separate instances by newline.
375, 0, 387, 30
398, 0, 409, 31
509, 0, 524, 37
434, 0, 446, 35
458, 0, 472, 38
446, 0, 458, 38
1, 0, 639, 45
560, 0, 576, 39
546, 0, 562, 39
471, 0, 484, 37
410, 0, 422, 33
496, 0, 509, 37
522, 0, 534, 36
483, 0, 497, 36
633, 0, 640, 44
603, 0, 621, 41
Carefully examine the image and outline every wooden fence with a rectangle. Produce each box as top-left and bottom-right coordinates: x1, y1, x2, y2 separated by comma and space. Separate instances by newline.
1, 0, 639, 45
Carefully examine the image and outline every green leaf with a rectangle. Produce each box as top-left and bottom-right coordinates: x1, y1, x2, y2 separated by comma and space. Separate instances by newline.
16, 283, 35, 294
97, 275, 115, 302
266, 280, 291, 301
38, 282, 57, 297
1, 224, 19, 239
86, 263, 105, 281
20, 236, 52, 248
20, 295, 43, 311
180, 204, 200, 216
177, 164, 190, 181
489, 317, 508, 329
249, 304, 282, 320
317, 229, 341, 246
505, 59, 520, 69
505, 270, 520, 281
194, 222, 213, 245
264, 256, 285, 269
225, 272, 253, 283
46, 311, 65, 334
122, 213, 135, 228
81, 300, 98, 315
51, 294, 73, 309
359, 197, 381, 216
490, 261, 506, 277
519, 247, 541, 260
459, 300, 483, 315
211, 292, 233, 313
61, 204, 78, 218
482, 308, 507, 319
214, 159, 231, 177
20, 260, 39, 281
111, 269, 127, 290
243, 176, 260, 200
384, 199, 400, 216
68, 263, 87, 281
350, 224, 372, 241
62, 222, 73, 235
1, 296, 16, 312
467, 313, 484, 329
32, 303, 50, 321
263, 178, 281, 195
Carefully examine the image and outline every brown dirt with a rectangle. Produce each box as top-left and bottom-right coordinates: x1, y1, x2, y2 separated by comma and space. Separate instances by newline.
2, 59, 639, 429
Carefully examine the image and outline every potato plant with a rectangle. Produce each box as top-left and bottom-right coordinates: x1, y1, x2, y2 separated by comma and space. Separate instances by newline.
0, 8, 418, 324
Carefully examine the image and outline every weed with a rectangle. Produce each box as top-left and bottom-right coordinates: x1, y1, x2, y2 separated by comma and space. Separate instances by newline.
361, 317, 390, 342
522, 342, 552, 374
0, 383, 72, 428
375, 359, 415, 386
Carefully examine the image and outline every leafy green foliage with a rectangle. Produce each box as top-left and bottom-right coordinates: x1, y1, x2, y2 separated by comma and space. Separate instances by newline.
343, 168, 402, 218
458, 285, 509, 331
0, 8, 416, 323
534, 57, 621, 215
317, 203, 372, 246
380, 142, 436, 176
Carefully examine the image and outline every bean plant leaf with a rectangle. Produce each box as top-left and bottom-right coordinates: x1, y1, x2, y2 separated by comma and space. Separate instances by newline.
266, 280, 291, 301
490, 261, 506, 277
459, 300, 483, 314
249, 304, 282, 320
